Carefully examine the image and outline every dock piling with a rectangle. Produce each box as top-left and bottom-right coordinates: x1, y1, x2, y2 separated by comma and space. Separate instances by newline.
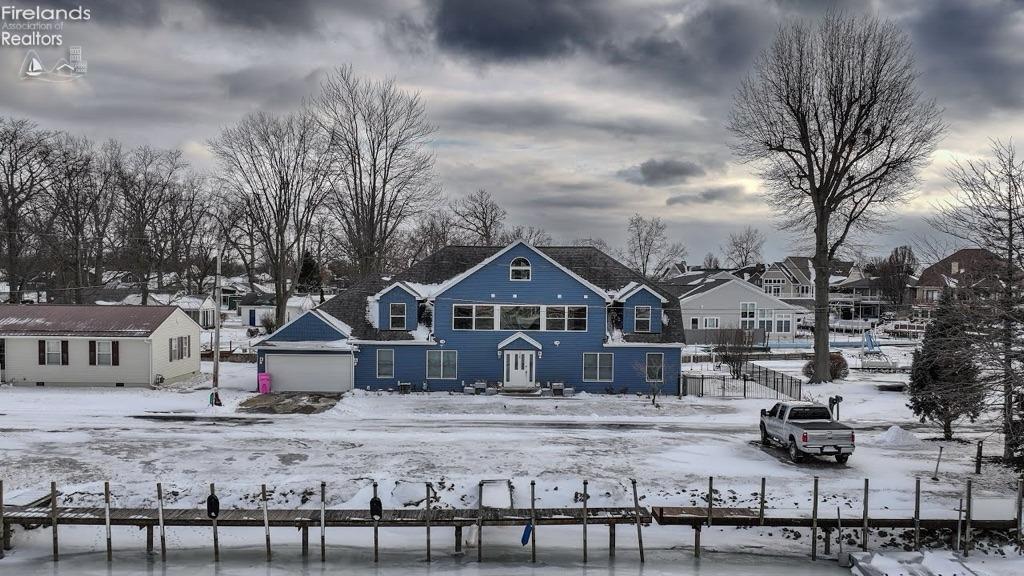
582, 479, 588, 563
707, 477, 713, 526
157, 483, 166, 561
965, 479, 973, 556
372, 481, 379, 563
861, 478, 869, 551
914, 477, 921, 551
50, 481, 58, 562
530, 481, 536, 563
811, 476, 818, 561
425, 482, 432, 562
104, 481, 112, 561
476, 481, 483, 563
758, 477, 766, 525
0, 479, 5, 558
210, 483, 219, 563
262, 484, 271, 562
630, 478, 645, 563
320, 481, 326, 562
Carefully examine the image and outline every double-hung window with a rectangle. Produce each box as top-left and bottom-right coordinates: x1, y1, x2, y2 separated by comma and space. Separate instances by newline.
376, 349, 395, 378
634, 306, 652, 332
389, 303, 407, 330
703, 317, 719, 329
426, 350, 457, 379
757, 309, 773, 333
453, 305, 494, 330
583, 352, 613, 382
45, 340, 62, 365
740, 303, 756, 329
775, 314, 792, 333
96, 340, 113, 366
645, 353, 664, 382
544, 306, 587, 331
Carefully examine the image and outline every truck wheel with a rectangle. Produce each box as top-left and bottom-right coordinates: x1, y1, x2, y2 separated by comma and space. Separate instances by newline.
760, 425, 770, 446
788, 439, 803, 462
835, 454, 850, 464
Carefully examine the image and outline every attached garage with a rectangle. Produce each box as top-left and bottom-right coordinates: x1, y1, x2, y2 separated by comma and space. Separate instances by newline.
264, 353, 353, 393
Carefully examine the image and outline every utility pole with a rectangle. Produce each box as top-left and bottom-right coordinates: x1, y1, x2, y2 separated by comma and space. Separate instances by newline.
211, 247, 223, 406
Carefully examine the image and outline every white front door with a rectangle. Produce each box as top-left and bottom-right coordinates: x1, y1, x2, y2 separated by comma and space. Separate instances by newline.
503, 350, 536, 388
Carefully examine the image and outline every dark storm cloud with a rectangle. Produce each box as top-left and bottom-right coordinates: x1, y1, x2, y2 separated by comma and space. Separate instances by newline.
431, 0, 609, 61
193, 0, 318, 31
617, 158, 705, 187
666, 185, 744, 206
908, 0, 1024, 114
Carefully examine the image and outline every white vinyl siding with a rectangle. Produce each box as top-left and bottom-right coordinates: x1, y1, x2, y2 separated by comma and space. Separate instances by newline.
582, 352, 613, 382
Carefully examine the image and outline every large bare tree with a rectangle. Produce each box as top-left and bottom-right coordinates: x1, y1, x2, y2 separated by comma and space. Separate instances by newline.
875, 245, 917, 308
0, 118, 52, 302
315, 66, 438, 275
451, 189, 507, 245
723, 226, 766, 268
622, 213, 687, 280
210, 109, 334, 326
930, 139, 1024, 461
729, 11, 943, 382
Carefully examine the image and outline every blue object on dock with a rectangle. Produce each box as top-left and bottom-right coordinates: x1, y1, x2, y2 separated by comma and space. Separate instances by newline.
521, 522, 533, 545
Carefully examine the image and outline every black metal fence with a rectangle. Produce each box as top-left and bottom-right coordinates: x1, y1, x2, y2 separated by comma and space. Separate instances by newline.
681, 363, 803, 400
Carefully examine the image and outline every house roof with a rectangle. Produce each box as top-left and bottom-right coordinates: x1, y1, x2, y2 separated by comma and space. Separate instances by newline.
917, 248, 1011, 289
316, 244, 685, 343
0, 304, 178, 337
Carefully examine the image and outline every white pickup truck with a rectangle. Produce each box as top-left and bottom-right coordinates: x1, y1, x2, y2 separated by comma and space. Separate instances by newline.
760, 401, 856, 463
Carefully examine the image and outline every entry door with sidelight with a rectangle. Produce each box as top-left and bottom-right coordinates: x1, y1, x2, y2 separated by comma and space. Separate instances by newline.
503, 350, 536, 388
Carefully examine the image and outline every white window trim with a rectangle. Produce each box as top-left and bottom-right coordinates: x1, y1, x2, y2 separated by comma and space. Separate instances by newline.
426, 350, 458, 380
703, 317, 720, 329
509, 257, 532, 281
452, 304, 496, 331
96, 339, 113, 366
451, 304, 588, 332
645, 352, 664, 383
689, 316, 700, 329
582, 352, 614, 382
389, 302, 407, 331
634, 306, 652, 333
45, 339, 62, 365
376, 348, 395, 379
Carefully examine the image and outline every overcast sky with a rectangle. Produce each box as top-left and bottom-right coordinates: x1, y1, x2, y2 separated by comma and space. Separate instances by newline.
2, 0, 1022, 262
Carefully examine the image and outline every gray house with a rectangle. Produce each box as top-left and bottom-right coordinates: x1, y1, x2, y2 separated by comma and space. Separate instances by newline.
675, 272, 805, 341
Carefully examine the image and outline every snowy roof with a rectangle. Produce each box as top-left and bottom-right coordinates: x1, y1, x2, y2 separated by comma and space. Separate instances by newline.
0, 304, 177, 337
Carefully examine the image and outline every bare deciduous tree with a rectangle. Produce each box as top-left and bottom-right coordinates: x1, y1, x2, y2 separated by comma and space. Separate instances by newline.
729, 10, 943, 382
622, 213, 687, 280
930, 139, 1024, 461
702, 252, 721, 269
0, 118, 52, 302
723, 226, 765, 268
450, 189, 506, 246
316, 66, 438, 275
210, 109, 334, 326
500, 225, 552, 246
875, 245, 917, 308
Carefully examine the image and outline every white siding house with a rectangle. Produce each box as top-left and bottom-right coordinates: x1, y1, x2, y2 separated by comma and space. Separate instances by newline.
677, 274, 805, 341
0, 305, 200, 387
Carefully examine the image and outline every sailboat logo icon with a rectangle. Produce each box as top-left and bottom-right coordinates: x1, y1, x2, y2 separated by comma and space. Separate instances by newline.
20, 50, 45, 78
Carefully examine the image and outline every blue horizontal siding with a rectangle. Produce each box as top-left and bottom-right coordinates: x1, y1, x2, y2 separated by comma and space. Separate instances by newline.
378, 287, 417, 332
265, 312, 346, 342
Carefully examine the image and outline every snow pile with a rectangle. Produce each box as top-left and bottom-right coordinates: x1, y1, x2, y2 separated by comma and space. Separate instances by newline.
872, 425, 924, 448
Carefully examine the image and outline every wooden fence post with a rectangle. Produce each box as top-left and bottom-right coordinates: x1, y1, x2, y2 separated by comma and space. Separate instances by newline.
320, 481, 326, 562
476, 481, 484, 563
50, 481, 58, 562
210, 483, 219, 563
630, 479, 645, 563
372, 481, 379, 563
104, 481, 112, 562
262, 484, 271, 562
811, 477, 818, 561
861, 478, 869, 551
425, 482, 432, 562
913, 477, 921, 551
156, 483, 166, 561
965, 479, 973, 557
758, 477, 766, 525
582, 480, 588, 563
530, 480, 537, 563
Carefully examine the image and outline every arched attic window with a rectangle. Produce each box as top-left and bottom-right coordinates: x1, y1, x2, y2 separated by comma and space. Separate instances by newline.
510, 257, 532, 281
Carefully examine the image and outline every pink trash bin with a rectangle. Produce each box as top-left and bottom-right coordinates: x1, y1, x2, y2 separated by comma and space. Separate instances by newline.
258, 372, 272, 394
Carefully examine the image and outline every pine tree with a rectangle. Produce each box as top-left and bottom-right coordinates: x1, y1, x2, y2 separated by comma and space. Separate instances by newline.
297, 251, 321, 293
908, 291, 984, 440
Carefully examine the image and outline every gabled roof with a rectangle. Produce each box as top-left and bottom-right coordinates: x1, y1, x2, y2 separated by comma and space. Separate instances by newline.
917, 248, 1015, 290
497, 332, 543, 350
612, 282, 669, 303
676, 276, 804, 312
317, 243, 684, 343
0, 304, 179, 337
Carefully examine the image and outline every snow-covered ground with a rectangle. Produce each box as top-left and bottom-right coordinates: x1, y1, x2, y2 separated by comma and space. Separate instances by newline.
1, 358, 1021, 574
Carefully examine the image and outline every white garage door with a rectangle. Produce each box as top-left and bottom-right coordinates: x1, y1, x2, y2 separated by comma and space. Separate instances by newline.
265, 354, 353, 393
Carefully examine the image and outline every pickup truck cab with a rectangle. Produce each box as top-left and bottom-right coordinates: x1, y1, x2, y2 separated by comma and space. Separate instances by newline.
760, 401, 855, 463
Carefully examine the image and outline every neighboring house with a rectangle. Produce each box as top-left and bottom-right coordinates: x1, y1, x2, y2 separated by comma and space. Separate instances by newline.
913, 248, 1015, 316
98, 292, 218, 329
0, 305, 200, 387
757, 256, 861, 313
239, 293, 316, 327
829, 277, 887, 321
255, 241, 683, 394
672, 272, 804, 343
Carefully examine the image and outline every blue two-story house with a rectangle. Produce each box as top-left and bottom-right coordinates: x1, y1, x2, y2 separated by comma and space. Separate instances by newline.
255, 241, 683, 394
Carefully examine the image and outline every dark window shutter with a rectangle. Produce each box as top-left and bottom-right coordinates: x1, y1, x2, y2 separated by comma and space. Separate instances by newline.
187, 335, 191, 358
112, 341, 120, 366
89, 340, 96, 365
38, 340, 45, 365
168, 338, 173, 362
61, 340, 69, 365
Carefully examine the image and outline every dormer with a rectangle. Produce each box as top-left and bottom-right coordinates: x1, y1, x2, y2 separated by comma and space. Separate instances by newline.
373, 282, 420, 331
615, 283, 668, 334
